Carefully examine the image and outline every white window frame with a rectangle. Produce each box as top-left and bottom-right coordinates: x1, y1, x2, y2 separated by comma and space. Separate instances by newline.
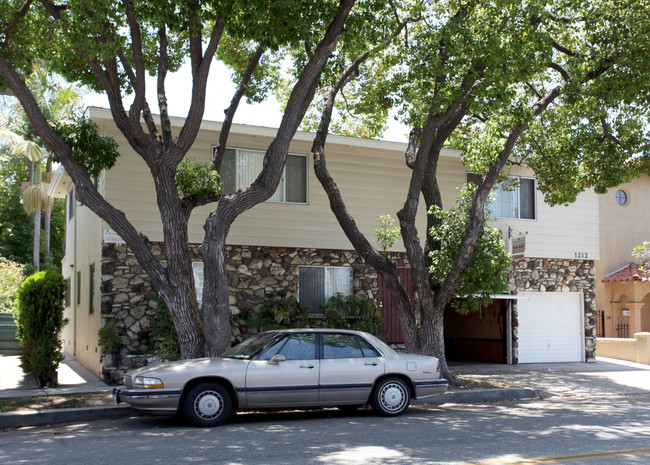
213, 146, 309, 204
298, 265, 353, 313
466, 173, 537, 221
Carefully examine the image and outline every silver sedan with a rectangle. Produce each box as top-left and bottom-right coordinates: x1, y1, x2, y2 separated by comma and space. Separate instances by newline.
114, 328, 448, 427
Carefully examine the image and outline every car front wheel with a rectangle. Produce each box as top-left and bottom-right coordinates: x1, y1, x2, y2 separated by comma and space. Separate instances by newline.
183, 382, 232, 427
371, 377, 411, 416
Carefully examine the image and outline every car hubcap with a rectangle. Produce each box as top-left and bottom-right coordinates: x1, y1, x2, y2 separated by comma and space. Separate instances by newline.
380, 382, 406, 411
195, 390, 223, 419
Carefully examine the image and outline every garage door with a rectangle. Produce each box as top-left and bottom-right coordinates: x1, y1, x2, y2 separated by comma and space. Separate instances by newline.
517, 292, 584, 363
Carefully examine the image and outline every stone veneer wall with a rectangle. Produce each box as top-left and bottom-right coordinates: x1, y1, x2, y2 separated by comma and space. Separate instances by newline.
99, 242, 596, 382
100, 242, 407, 383
508, 258, 597, 363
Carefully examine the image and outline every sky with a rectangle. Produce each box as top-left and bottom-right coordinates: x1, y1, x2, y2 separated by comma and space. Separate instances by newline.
84, 61, 410, 143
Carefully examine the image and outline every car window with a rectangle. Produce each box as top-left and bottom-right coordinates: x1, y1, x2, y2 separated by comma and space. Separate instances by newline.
323, 334, 380, 359
222, 332, 279, 359
259, 334, 317, 361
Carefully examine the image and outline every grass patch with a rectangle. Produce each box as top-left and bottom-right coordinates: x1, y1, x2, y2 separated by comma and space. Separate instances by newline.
0, 392, 114, 413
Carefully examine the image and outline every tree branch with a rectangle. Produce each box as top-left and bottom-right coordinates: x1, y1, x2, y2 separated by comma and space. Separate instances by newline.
2, 0, 34, 46
0, 51, 167, 293
157, 24, 173, 147
548, 62, 572, 82
213, 45, 265, 171
174, 17, 225, 158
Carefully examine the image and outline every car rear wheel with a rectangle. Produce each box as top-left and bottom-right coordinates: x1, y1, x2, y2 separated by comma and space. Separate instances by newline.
183, 382, 232, 427
371, 377, 410, 416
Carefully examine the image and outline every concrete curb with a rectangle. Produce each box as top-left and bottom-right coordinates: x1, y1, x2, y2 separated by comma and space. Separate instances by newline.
1, 388, 542, 429
416, 388, 539, 405
0, 405, 140, 429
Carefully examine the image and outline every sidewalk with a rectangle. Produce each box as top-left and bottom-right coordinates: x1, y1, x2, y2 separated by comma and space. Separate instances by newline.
2, 354, 650, 429
0, 353, 117, 397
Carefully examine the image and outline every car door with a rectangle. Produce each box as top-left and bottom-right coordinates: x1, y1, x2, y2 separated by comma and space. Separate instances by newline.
245, 333, 319, 408
319, 333, 385, 405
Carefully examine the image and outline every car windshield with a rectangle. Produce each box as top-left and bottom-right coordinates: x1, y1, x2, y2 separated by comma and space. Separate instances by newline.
221, 332, 279, 360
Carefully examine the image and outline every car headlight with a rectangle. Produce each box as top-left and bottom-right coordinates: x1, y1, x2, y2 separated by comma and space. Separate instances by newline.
133, 376, 164, 389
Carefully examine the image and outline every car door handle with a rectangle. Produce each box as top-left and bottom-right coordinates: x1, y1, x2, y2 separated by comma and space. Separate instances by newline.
300, 364, 315, 369
364, 362, 378, 366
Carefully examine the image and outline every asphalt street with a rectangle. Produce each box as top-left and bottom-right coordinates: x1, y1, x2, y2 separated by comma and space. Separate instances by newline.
1, 393, 649, 465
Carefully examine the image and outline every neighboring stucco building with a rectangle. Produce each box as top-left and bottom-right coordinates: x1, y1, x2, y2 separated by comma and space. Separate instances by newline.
51, 107, 600, 382
596, 175, 650, 339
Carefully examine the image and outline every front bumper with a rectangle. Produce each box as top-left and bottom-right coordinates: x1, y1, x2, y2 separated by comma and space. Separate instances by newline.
414, 379, 449, 399
113, 387, 182, 413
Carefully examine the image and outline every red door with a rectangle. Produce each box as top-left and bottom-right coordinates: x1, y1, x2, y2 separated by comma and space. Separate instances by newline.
377, 268, 413, 343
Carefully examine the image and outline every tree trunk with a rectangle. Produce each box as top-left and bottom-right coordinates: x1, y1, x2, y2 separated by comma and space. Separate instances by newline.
199, 229, 232, 356
151, 163, 205, 359
44, 209, 51, 259
33, 205, 41, 272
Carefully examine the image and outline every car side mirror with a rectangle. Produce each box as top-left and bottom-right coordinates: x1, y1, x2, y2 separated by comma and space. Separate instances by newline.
268, 354, 286, 365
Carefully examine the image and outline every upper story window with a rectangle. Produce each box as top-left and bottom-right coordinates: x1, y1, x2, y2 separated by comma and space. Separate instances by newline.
216, 147, 308, 204
467, 173, 537, 220
615, 189, 628, 206
68, 188, 75, 220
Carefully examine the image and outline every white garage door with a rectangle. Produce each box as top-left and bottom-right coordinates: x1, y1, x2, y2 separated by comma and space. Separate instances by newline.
517, 292, 584, 363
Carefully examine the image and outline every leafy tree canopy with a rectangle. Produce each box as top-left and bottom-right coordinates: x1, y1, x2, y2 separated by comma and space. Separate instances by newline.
428, 186, 510, 314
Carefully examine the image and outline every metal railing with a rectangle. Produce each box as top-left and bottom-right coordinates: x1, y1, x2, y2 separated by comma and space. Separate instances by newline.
616, 323, 630, 339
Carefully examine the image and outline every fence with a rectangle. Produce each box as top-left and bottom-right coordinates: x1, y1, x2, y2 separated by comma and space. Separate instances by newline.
617, 323, 630, 338
0, 313, 21, 355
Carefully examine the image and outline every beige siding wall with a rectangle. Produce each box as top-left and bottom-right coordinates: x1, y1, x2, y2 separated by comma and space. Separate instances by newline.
60, 182, 104, 377
96, 108, 461, 251
480, 164, 599, 261
94, 106, 599, 259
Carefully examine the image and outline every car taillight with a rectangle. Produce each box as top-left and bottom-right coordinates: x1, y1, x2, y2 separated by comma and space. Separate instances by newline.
436, 362, 441, 373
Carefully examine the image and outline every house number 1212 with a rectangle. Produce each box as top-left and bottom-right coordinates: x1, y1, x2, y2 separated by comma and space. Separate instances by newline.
574, 252, 588, 259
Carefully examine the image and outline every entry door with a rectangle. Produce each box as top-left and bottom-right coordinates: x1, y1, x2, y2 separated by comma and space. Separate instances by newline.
245, 333, 319, 407
517, 292, 584, 363
377, 268, 414, 343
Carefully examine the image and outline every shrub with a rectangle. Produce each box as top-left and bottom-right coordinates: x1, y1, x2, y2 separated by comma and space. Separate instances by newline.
252, 295, 310, 330
0, 258, 25, 313
98, 322, 122, 355
150, 296, 180, 362
320, 293, 383, 336
13, 270, 67, 386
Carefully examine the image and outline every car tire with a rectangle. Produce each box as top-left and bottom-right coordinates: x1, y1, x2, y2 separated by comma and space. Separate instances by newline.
370, 377, 411, 417
183, 382, 232, 427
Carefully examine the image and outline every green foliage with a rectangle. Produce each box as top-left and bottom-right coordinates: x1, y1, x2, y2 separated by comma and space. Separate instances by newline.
0, 157, 65, 271
319, 293, 383, 336
374, 215, 401, 251
56, 118, 120, 178
13, 270, 67, 386
150, 296, 180, 362
428, 186, 511, 314
175, 157, 222, 200
0, 258, 25, 313
97, 322, 122, 355
252, 295, 310, 331
633, 242, 650, 278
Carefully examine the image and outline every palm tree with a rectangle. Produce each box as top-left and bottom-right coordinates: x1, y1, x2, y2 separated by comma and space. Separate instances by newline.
0, 66, 83, 271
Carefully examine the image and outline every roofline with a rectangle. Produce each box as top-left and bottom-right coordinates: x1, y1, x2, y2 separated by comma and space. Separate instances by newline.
604, 263, 634, 279
86, 106, 463, 158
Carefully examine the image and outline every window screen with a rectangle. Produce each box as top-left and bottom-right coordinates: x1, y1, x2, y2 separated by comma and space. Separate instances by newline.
217, 147, 307, 203
299, 266, 353, 312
